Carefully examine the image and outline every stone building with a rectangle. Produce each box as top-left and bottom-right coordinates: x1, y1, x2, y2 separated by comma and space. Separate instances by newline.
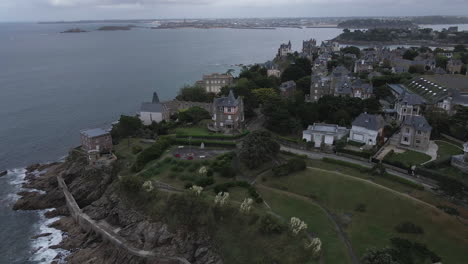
196, 73, 233, 93
447, 59, 463, 74
398, 116, 432, 151
309, 74, 331, 102
80, 128, 113, 153
279, 80, 297, 97
451, 142, 468, 173
210, 90, 245, 133
302, 38, 318, 59
277, 41, 292, 58
394, 91, 425, 121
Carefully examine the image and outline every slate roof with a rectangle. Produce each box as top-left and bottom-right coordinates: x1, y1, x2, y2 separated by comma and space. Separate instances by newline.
140, 102, 164, 112
387, 84, 406, 96
81, 128, 109, 138
280, 80, 296, 91
402, 116, 432, 132
352, 113, 385, 131
214, 89, 239, 107
303, 123, 348, 135
399, 91, 426, 105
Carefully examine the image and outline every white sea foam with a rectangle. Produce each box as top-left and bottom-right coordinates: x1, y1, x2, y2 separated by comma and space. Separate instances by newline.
29, 209, 69, 264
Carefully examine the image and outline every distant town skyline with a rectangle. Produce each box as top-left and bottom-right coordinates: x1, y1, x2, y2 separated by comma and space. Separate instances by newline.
2, 0, 468, 22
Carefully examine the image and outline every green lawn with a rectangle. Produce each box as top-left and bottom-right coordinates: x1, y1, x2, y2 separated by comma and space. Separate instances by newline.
175, 126, 212, 136
259, 188, 352, 264
384, 149, 432, 167
435, 141, 463, 162
262, 168, 468, 264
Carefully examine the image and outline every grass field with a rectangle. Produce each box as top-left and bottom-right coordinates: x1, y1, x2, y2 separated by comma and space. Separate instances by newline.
175, 126, 212, 136
435, 140, 463, 161
262, 168, 468, 263
259, 188, 352, 264
384, 149, 432, 166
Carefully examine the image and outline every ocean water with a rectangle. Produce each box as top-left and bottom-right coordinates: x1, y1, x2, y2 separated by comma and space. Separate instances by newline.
0, 22, 343, 263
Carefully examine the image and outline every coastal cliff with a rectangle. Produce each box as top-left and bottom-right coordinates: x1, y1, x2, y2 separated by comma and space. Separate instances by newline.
13, 150, 221, 264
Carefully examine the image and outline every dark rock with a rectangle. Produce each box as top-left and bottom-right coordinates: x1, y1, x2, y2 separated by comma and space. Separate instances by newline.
0, 170, 7, 177
31, 233, 52, 239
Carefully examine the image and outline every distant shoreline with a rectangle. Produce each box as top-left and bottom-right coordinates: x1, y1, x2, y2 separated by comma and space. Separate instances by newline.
334, 39, 465, 47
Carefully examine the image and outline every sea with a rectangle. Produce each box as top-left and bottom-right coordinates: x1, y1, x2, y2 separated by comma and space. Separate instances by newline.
0, 22, 467, 264
0, 22, 344, 264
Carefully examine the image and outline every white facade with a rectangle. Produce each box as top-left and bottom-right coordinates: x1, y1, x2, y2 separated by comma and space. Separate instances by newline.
139, 111, 163, 125
350, 125, 379, 146
302, 123, 349, 148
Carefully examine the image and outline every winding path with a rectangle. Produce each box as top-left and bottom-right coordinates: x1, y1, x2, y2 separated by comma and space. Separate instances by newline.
258, 184, 360, 264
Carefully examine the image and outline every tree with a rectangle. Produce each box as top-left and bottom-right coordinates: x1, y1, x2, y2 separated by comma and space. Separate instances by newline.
240, 131, 280, 169
281, 65, 307, 82
403, 49, 419, 61
435, 55, 449, 69
341, 46, 361, 57
362, 248, 399, 264
408, 65, 425, 74
251, 88, 280, 105
453, 44, 467, 53
111, 115, 143, 145
294, 57, 312, 76
362, 98, 382, 114
176, 85, 214, 102
296, 76, 311, 95
178, 106, 211, 124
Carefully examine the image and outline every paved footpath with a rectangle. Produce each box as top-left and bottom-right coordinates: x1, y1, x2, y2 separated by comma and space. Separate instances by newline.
280, 145, 438, 190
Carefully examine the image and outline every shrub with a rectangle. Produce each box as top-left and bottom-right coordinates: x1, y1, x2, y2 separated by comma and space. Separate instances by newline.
355, 203, 367, 212
272, 158, 306, 177
132, 136, 173, 172
437, 205, 460, 216
322, 158, 369, 172
395, 221, 424, 234
120, 175, 144, 193
259, 214, 285, 235
195, 177, 215, 187
132, 145, 143, 154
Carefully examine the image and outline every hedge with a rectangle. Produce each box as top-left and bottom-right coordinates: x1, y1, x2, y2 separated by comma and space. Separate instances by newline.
213, 181, 263, 203
174, 138, 237, 148
176, 130, 250, 140
132, 136, 173, 172
337, 148, 373, 159
322, 157, 369, 172
382, 173, 425, 190
272, 158, 306, 177
416, 167, 466, 196
347, 140, 366, 147
322, 158, 424, 190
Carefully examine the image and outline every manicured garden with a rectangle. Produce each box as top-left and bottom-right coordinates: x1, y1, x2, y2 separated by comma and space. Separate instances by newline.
261, 168, 468, 263
435, 140, 463, 162
383, 149, 432, 168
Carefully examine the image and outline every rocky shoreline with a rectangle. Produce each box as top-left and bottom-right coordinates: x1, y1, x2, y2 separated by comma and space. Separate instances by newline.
13, 151, 222, 264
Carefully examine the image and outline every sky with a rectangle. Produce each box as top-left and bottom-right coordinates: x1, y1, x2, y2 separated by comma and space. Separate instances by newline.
1, 0, 468, 22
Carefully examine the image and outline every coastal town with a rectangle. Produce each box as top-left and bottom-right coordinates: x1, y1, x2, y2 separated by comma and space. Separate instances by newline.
11, 26, 468, 264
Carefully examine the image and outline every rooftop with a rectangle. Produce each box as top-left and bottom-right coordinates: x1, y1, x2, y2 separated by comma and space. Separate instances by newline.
352, 113, 385, 131
81, 128, 109, 138
402, 116, 432, 132
304, 123, 348, 135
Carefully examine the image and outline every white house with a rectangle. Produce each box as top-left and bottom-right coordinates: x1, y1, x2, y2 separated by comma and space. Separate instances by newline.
303, 123, 349, 148
139, 92, 169, 125
350, 113, 385, 146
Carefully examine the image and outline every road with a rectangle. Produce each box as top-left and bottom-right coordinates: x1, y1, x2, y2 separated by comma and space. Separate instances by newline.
280, 145, 438, 190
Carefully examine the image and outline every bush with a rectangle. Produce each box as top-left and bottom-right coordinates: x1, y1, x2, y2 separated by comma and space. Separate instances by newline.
395, 221, 424, 234
416, 167, 466, 197
322, 157, 369, 172
382, 173, 424, 190
195, 177, 215, 187
212, 181, 262, 202
120, 175, 144, 193
259, 214, 285, 235
347, 140, 366, 147
272, 158, 306, 177
355, 203, 367, 212
337, 148, 373, 158
437, 205, 460, 216
174, 138, 237, 148
132, 145, 143, 154
132, 136, 173, 172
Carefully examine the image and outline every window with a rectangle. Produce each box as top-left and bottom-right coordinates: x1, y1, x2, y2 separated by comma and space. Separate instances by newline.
406, 128, 410, 133
315, 90, 318, 94
416, 140, 421, 144
403, 137, 409, 142
417, 130, 421, 135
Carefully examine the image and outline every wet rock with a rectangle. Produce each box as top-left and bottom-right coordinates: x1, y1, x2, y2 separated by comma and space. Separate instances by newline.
0, 170, 7, 177
31, 233, 52, 239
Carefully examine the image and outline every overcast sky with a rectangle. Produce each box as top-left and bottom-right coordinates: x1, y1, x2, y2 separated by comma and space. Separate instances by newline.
2, 0, 468, 22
